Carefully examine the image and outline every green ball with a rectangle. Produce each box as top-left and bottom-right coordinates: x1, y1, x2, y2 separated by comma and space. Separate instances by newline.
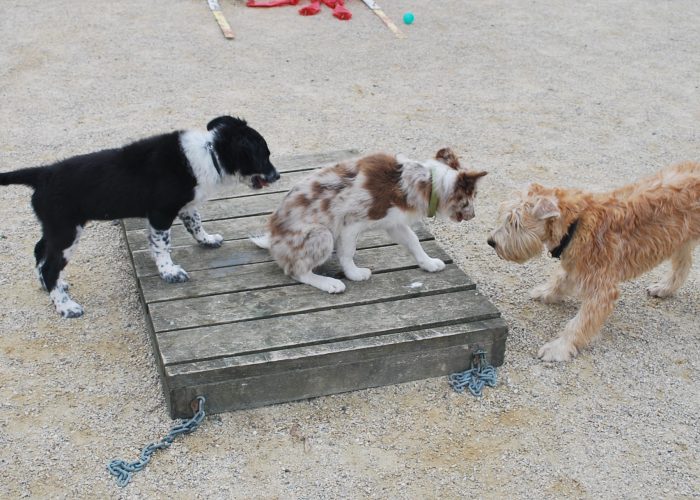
403, 12, 414, 25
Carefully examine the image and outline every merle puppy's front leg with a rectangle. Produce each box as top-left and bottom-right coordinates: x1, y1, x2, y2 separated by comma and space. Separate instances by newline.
386, 224, 445, 272
178, 207, 223, 248
148, 222, 189, 283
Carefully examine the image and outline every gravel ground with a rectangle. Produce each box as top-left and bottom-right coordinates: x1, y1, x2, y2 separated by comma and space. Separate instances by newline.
1, 0, 698, 498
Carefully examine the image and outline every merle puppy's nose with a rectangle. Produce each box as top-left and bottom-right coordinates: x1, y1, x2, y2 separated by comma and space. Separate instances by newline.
487, 238, 496, 248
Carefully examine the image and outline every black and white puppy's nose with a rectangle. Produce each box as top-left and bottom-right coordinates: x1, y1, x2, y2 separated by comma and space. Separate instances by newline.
487, 238, 496, 248
266, 169, 281, 183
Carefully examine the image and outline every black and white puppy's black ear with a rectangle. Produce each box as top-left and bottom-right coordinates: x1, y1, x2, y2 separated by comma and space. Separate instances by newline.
207, 115, 247, 131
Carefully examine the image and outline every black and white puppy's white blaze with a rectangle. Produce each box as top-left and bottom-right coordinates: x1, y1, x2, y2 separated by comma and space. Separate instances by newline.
0, 115, 279, 318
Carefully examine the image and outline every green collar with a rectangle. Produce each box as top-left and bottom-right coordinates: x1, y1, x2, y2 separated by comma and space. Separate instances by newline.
428, 168, 439, 218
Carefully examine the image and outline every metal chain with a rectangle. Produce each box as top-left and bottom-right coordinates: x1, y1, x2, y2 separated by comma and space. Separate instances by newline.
107, 396, 206, 487
448, 350, 497, 397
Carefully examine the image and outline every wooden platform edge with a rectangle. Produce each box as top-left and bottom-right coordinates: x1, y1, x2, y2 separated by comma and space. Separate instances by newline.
120, 220, 178, 417
166, 319, 508, 418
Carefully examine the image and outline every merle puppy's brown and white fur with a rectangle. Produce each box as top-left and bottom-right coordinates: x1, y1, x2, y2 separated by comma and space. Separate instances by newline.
0, 116, 279, 318
252, 148, 486, 293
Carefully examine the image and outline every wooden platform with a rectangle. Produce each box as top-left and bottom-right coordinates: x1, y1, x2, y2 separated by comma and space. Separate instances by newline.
122, 150, 508, 418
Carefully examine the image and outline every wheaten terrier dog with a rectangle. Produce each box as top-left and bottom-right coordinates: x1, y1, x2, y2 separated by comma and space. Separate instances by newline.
487, 161, 700, 361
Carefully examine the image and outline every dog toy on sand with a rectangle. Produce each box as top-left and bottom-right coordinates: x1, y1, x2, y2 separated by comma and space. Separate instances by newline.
403, 12, 414, 24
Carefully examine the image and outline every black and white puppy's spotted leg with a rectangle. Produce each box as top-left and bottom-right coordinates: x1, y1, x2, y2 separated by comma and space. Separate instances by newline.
38, 225, 84, 318
178, 207, 223, 248
148, 224, 189, 283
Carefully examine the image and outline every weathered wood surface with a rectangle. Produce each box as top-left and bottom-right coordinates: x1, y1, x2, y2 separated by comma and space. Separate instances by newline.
122, 150, 508, 418
139, 239, 452, 303
130, 225, 434, 277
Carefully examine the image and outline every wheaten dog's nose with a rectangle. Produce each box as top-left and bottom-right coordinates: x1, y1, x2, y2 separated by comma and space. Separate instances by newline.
487, 238, 496, 248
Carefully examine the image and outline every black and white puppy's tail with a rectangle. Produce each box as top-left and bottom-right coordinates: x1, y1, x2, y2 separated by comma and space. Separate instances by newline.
0, 166, 43, 188
249, 232, 271, 249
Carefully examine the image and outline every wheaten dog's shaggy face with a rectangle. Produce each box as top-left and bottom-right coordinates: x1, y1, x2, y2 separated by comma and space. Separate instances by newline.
488, 185, 563, 263
487, 162, 700, 362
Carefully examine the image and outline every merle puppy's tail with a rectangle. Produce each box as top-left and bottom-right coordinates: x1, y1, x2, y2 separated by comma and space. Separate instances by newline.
249, 233, 271, 249
0, 167, 43, 188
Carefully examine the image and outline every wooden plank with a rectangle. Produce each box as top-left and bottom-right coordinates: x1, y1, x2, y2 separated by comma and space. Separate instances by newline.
167, 319, 506, 382
165, 319, 507, 417
123, 191, 287, 231
272, 149, 360, 173
150, 264, 471, 332
130, 227, 438, 278
125, 213, 427, 252
138, 238, 452, 303
126, 215, 269, 251
157, 289, 500, 365
209, 166, 334, 201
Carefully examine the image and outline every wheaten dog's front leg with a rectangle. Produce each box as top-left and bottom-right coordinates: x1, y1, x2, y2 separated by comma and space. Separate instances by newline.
337, 225, 371, 281
538, 286, 618, 362
530, 267, 573, 304
386, 224, 445, 272
647, 240, 696, 298
178, 207, 224, 248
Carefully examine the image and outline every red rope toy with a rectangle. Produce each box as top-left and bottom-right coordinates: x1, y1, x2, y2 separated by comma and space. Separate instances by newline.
246, 0, 352, 20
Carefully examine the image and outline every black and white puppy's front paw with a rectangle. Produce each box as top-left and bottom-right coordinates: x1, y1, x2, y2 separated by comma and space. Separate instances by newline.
159, 264, 190, 283
199, 233, 224, 248
50, 289, 84, 318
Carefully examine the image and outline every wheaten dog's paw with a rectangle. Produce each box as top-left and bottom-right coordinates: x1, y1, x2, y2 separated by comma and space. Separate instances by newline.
199, 233, 224, 248
537, 337, 577, 362
316, 277, 346, 294
344, 267, 372, 281
419, 258, 446, 273
160, 265, 190, 283
646, 283, 674, 298
530, 284, 563, 304
56, 299, 84, 319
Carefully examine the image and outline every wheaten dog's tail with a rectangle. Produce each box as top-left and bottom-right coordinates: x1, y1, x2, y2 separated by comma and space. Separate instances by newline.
249, 232, 271, 249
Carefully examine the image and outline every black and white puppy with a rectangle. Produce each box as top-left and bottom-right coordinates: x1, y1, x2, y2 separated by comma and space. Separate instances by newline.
0, 115, 279, 318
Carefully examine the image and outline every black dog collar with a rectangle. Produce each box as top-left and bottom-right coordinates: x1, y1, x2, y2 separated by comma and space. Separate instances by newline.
550, 219, 579, 259
205, 142, 223, 177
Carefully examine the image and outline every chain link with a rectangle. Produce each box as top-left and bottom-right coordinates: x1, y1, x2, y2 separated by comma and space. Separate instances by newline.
107, 396, 206, 487
448, 350, 497, 397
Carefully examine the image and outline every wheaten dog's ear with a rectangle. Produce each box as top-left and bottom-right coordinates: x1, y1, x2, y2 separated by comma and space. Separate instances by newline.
532, 196, 560, 220
435, 148, 461, 170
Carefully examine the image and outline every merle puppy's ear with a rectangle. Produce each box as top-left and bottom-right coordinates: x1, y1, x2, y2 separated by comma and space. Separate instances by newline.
455, 170, 488, 194
435, 147, 461, 170
207, 115, 248, 131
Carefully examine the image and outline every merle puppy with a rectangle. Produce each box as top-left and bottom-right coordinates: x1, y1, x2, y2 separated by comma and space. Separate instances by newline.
0, 115, 279, 318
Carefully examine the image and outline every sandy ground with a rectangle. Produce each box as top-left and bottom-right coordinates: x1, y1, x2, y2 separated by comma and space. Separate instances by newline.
1, 0, 699, 497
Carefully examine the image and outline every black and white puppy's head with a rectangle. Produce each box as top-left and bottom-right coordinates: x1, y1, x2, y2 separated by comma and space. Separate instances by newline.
207, 116, 280, 189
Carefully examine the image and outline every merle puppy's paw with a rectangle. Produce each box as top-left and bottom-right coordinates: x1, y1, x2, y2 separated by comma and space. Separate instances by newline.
419, 258, 446, 273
